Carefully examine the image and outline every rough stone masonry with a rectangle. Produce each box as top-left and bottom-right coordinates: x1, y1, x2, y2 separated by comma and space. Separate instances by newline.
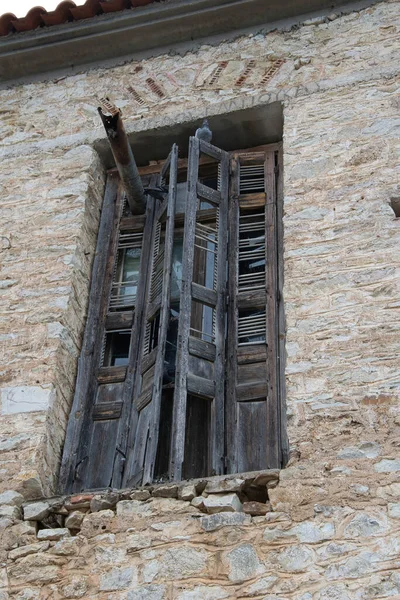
0, 0, 399, 597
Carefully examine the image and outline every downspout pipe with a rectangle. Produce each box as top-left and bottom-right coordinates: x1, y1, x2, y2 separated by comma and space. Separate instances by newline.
98, 100, 146, 215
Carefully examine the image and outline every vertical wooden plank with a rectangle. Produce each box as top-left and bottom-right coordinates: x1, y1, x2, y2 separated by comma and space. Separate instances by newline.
170, 137, 200, 481
59, 174, 120, 493
265, 151, 281, 468
211, 149, 229, 476
225, 155, 239, 474
276, 146, 289, 466
116, 190, 157, 488
237, 401, 268, 473
142, 144, 178, 483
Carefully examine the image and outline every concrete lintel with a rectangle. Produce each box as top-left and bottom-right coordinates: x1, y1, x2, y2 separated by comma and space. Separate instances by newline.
0, 0, 380, 86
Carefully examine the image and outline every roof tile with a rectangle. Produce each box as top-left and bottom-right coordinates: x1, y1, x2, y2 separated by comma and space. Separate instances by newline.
0, 0, 159, 37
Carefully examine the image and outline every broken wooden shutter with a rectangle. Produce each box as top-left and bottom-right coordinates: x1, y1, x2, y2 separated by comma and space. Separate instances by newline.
122, 145, 179, 487
170, 137, 229, 481
59, 171, 157, 493
226, 147, 285, 473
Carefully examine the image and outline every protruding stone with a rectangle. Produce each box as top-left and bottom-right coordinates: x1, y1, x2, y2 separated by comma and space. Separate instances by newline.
130, 490, 151, 501
90, 492, 119, 512
152, 485, 178, 499
204, 478, 244, 494
37, 528, 71, 541
243, 501, 270, 516
65, 510, 85, 530
388, 503, 400, 519
202, 493, 242, 514
0, 490, 24, 507
252, 470, 280, 487
178, 485, 197, 501
23, 501, 50, 521
200, 512, 251, 532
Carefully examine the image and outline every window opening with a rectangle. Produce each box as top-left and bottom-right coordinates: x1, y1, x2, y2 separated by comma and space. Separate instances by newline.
60, 139, 285, 494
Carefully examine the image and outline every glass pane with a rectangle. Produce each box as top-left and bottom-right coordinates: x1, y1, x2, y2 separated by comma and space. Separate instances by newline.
110, 246, 141, 310
103, 331, 131, 366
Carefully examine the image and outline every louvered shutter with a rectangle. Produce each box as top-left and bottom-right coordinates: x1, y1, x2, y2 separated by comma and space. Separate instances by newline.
226, 148, 284, 472
59, 172, 157, 492
122, 145, 179, 487
169, 138, 229, 481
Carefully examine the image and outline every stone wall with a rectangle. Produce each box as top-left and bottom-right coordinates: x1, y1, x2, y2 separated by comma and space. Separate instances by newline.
0, 0, 399, 597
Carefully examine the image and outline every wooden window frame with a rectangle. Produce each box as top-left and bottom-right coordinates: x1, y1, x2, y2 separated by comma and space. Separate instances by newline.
59, 141, 287, 494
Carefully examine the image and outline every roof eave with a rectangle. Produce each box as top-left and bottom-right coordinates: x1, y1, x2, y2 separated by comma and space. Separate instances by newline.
0, 0, 380, 85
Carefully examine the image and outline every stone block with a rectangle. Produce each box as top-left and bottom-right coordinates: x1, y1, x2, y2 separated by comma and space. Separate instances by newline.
90, 491, 119, 512
8, 541, 49, 560
0, 505, 21, 520
375, 459, 400, 473
37, 528, 70, 541
152, 485, 178, 499
1, 385, 54, 414
178, 485, 197, 501
243, 501, 270, 516
65, 510, 85, 529
204, 478, 244, 494
23, 501, 50, 521
227, 544, 264, 583
80, 509, 115, 537
191, 497, 205, 510
344, 513, 387, 538
130, 489, 151, 501
0, 490, 24, 507
388, 503, 400, 519
276, 545, 315, 572
200, 512, 251, 532
202, 494, 242, 514
127, 584, 166, 600
99, 566, 137, 591
176, 585, 229, 599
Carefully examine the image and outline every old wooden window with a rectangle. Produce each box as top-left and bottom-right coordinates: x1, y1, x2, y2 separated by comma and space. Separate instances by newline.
59, 139, 287, 493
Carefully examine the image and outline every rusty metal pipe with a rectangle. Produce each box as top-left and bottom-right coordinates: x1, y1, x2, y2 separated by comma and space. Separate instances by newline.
98, 100, 146, 215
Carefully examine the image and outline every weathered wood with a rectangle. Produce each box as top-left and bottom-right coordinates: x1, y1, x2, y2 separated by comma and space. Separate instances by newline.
182, 395, 211, 479
199, 139, 222, 160
212, 147, 229, 476
191, 282, 217, 307
92, 402, 123, 421
97, 366, 127, 384
239, 192, 266, 210
105, 311, 134, 330
265, 151, 280, 469
237, 401, 268, 473
225, 155, 240, 474
141, 345, 157, 374
187, 374, 215, 399
237, 344, 267, 364
237, 289, 266, 310
116, 183, 157, 489
236, 382, 267, 402
58, 174, 120, 493
196, 182, 221, 205
119, 214, 146, 232
188, 336, 216, 361
237, 363, 267, 385
276, 147, 289, 466
170, 137, 200, 481
142, 144, 179, 484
